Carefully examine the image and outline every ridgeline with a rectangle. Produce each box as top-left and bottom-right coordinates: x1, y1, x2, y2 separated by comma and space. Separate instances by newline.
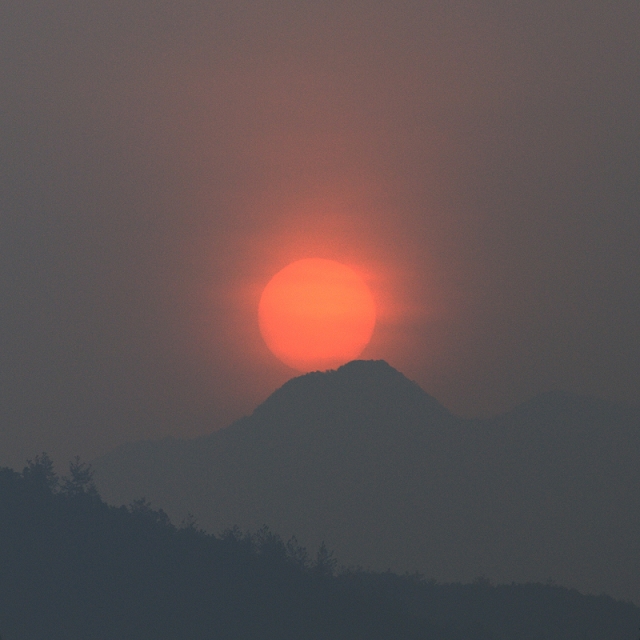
0, 454, 638, 639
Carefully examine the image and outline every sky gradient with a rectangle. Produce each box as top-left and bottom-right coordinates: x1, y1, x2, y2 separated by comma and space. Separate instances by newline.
1, 1, 639, 469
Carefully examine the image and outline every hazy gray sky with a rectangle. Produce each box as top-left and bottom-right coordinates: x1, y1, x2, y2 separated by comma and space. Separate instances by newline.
1, 1, 638, 469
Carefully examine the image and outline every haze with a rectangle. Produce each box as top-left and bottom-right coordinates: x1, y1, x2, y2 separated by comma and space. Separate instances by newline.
1, 1, 638, 469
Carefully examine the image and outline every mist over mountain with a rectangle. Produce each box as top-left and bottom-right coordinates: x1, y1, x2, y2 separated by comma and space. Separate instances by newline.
93, 360, 640, 603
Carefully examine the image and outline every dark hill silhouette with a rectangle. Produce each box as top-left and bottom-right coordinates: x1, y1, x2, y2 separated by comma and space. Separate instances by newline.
0, 457, 458, 639
93, 360, 640, 604
3, 457, 639, 639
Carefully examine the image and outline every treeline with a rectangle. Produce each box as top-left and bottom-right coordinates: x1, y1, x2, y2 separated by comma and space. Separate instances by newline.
0, 456, 638, 640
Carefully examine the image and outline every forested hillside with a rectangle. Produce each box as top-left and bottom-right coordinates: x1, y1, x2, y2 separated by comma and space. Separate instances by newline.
1, 455, 638, 640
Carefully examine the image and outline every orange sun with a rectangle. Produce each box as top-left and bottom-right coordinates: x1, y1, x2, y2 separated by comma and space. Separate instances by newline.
259, 258, 376, 371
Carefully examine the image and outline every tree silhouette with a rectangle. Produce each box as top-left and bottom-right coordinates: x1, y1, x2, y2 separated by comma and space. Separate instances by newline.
61, 456, 98, 497
22, 452, 58, 492
313, 541, 337, 577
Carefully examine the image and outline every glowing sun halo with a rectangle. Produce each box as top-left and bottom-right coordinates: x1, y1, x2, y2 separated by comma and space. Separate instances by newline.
259, 259, 376, 371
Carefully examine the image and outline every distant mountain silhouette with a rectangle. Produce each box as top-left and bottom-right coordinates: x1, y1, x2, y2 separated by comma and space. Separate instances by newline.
93, 360, 640, 604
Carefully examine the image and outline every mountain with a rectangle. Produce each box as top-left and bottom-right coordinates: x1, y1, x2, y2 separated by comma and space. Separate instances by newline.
93, 360, 640, 604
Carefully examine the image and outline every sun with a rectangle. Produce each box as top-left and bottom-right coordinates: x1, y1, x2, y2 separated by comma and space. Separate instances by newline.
258, 258, 376, 371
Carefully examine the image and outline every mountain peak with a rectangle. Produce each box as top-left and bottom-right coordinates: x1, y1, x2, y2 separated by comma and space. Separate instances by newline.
253, 359, 450, 425
277, 359, 417, 394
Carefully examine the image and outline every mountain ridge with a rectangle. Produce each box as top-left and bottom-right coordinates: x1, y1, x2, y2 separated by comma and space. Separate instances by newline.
93, 360, 640, 604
